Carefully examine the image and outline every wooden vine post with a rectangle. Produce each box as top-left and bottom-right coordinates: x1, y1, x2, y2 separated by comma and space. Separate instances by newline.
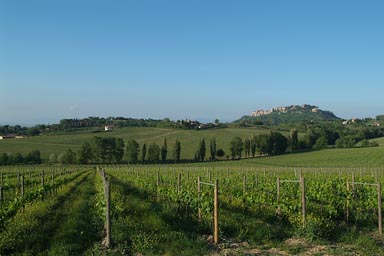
352, 173, 355, 191
378, 181, 382, 237
242, 176, 246, 208
276, 178, 281, 215
177, 173, 182, 212
21, 175, 24, 196
197, 176, 202, 221
346, 179, 350, 222
104, 176, 111, 248
41, 171, 45, 200
198, 177, 219, 244
156, 169, 160, 201
177, 173, 181, 193
214, 179, 219, 244
21, 175, 25, 212
301, 175, 306, 228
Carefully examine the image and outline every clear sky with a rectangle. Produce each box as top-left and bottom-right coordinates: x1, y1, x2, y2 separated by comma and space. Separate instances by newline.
1, 0, 383, 125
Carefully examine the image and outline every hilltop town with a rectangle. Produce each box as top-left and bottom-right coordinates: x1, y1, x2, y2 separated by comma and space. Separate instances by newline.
251, 104, 321, 117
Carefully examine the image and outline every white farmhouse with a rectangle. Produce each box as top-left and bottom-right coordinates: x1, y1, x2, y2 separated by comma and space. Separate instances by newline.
104, 125, 114, 131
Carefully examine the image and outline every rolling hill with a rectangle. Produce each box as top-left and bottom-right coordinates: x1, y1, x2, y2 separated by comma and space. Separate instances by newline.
1, 126, 383, 168
235, 104, 340, 125
0, 126, 277, 161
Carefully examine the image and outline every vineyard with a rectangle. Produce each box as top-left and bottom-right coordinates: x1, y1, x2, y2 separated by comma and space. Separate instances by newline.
0, 165, 383, 255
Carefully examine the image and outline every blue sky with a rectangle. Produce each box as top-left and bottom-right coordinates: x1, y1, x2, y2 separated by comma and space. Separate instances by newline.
1, 0, 383, 125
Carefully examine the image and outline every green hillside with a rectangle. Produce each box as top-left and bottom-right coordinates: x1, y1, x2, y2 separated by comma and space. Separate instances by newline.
189, 136, 384, 168
0, 127, 276, 161
1, 126, 383, 167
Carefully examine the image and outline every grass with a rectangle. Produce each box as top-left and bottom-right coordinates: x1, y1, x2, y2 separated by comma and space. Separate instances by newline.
174, 136, 384, 168
108, 175, 212, 255
0, 171, 103, 255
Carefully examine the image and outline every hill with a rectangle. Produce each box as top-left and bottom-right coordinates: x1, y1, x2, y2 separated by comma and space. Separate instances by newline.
1, 126, 383, 167
0, 126, 279, 161
235, 104, 340, 125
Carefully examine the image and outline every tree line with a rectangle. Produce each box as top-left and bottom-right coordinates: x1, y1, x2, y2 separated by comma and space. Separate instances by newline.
0, 130, 291, 165
2, 124, 381, 166
50, 131, 291, 165
0, 150, 42, 165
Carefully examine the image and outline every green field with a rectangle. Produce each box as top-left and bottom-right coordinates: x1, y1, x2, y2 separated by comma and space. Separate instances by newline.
1, 129, 384, 255
0, 127, 274, 160
1, 165, 384, 255
197, 136, 384, 168
1, 127, 384, 168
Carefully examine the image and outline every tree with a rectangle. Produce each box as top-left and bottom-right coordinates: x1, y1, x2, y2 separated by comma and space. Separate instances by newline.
91, 136, 106, 163
89, 136, 124, 164
197, 138, 206, 162
270, 132, 288, 155
141, 143, 147, 163
230, 136, 243, 159
305, 128, 318, 148
173, 140, 181, 163
25, 149, 42, 164
216, 149, 225, 159
147, 143, 160, 163
78, 142, 93, 164
336, 136, 356, 148
161, 137, 167, 163
290, 128, 299, 151
125, 139, 140, 164
210, 137, 217, 161
244, 138, 251, 157
103, 137, 116, 163
258, 133, 272, 155
57, 153, 65, 164
10, 152, 24, 164
49, 153, 58, 163
114, 138, 125, 163
250, 135, 257, 157
360, 139, 370, 147
0, 153, 9, 165
194, 152, 199, 162
59, 148, 76, 164
313, 136, 328, 150
27, 127, 40, 136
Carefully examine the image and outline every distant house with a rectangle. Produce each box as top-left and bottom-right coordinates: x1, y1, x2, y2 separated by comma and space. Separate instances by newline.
372, 121, 381, 127
342, 118, 362, 125
0, 134, 17, 139
104, 125, 114, 131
